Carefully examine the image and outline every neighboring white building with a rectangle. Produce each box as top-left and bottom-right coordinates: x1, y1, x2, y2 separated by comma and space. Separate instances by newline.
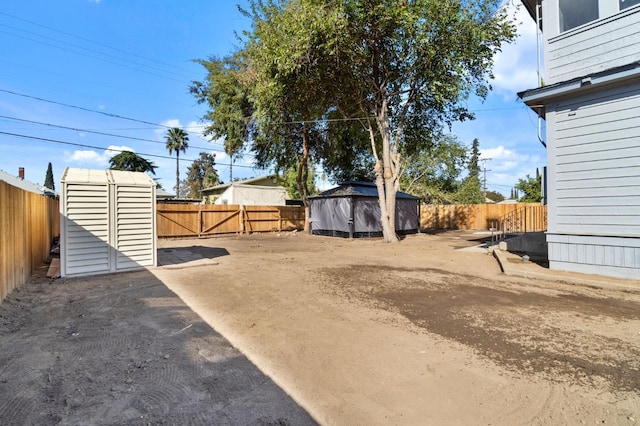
519, 0, 640, 279
201, 175, 287, 206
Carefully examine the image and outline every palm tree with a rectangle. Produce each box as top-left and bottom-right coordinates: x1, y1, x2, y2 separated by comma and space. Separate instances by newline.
165, 127, 189, 197
109, 151, 157, 174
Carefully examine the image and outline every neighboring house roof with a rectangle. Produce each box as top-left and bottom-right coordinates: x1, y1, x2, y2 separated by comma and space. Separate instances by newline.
0, 169, 57, 197
156, 188, 175, 199
312, 181, 420, 200
202, 174, 280, 195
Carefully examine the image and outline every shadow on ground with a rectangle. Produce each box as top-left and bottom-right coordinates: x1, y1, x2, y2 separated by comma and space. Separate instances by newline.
0, 269, 315, 425
157, 246, 230, 268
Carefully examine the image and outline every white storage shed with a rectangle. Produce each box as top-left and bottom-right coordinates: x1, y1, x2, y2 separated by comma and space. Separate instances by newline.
60, 168, 157, 277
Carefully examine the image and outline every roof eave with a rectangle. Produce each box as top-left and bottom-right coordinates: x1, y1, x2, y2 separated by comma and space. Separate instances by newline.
518, 62, 640, 117
521, 0, 537, 22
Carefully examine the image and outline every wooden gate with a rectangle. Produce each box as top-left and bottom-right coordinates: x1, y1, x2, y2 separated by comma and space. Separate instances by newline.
156, 204, 305, 238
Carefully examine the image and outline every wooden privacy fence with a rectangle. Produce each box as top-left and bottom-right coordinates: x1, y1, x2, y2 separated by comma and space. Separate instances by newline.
156, 203, 305, 238
421, 203, 547, 232
1, 181, 59, 302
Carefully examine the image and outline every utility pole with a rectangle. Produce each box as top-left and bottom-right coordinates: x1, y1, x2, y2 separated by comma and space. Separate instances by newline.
480, 158, 492, 198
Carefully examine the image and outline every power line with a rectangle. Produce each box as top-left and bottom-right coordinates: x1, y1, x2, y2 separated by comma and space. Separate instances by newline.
0, 59, 196, 110
0, 26, 189, 84
0, 11, 193, 75
0, 88, 176, 129
0, 131, 258, 170
0, 114, 239, 155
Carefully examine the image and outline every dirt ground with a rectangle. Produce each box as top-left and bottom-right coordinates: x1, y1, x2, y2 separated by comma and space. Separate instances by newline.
1, 231, 639, 425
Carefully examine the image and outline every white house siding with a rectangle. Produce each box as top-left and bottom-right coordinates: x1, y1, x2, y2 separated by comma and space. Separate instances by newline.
545, 5, 640, 84
214, 184, 286, 206
545, 82, 640, 279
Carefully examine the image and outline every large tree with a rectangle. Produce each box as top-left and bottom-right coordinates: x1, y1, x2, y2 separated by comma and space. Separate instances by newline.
240, 0, 516, 241
453, 137, 484, 204
400, 133, 468, 204
190, 54, 254, 182
186, 152, 221, 199
109, 151, 157, 175
44, 162, 55, 191
241, 0, 346, 232
165, 128, 189, 197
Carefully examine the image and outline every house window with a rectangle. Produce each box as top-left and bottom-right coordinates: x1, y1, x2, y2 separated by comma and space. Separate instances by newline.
559, 0, 598, 32
620, 0, 640, 10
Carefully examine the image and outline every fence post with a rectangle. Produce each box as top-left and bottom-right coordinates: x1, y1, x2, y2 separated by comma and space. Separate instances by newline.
239, 205, 245, 234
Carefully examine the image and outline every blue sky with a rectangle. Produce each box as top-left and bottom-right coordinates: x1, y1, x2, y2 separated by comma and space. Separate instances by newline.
0, 0, 544, 196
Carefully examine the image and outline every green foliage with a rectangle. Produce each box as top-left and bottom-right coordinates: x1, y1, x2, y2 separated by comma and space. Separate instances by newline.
44, 162, 55, 191
165, 128, 189, 197
108, 151, 157, 175
319, 119, 374, 183
485, 190, 505, 203
186, 152, 220, 199
176, 179, 191, 200
282, 165, 317, 200
452, 175, 485, 204
190, 54, 252, 163
195, 0, 516, 238
469, 138, 480, 179
515, 171, 542, 203
400, 134, 468, 204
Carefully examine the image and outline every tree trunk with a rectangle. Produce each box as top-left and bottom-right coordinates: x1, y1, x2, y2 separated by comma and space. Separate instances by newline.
175, 151, 180, 198
376, 98, 399, 243
298, 124, 311, 234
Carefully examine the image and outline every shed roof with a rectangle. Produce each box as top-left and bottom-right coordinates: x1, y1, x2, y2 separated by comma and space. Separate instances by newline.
312, 181, 419, 200
61, 168, 156, 186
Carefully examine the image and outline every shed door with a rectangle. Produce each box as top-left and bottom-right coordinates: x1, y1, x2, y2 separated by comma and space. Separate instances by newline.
113, 184, 155, 270
63, 184, 110, 276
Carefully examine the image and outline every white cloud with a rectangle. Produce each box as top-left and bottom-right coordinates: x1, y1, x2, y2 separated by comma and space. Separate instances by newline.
66, 150, 106, 165
491, 2, 541, 97
65, 145, 135, 167
156, 119, 182, 136
481, 145, 539, 172
105, 145, 135, 157
478, 144, 545, 194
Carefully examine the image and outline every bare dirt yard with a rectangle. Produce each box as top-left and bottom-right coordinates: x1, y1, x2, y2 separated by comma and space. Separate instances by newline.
1, 231, 639, 425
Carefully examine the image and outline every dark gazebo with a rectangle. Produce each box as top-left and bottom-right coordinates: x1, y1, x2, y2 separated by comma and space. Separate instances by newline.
308, 181, 420, 238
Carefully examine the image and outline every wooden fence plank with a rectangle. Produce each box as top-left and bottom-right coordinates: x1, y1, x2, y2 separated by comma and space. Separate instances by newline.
0, 181, 59, 303
156, 203, 543, 238
156, 203, 306, 238
420, 203, 547, 231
